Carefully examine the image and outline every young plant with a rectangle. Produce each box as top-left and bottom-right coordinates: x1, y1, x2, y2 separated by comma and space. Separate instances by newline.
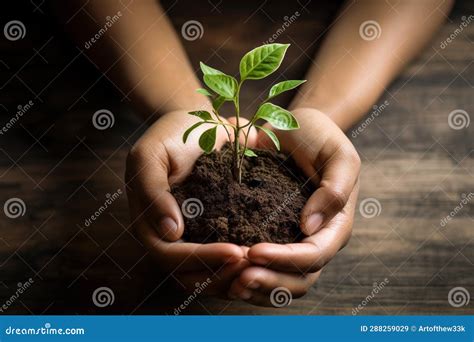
183, 43, 305, 184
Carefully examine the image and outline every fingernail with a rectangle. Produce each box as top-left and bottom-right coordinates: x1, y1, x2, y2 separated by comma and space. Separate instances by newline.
239, 289, 252, 300
159, 217, 177, 237
247, 281, 260, 289
305, 213, 324, 233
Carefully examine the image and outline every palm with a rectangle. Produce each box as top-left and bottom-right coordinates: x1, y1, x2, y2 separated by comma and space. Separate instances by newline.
126, 108, 360, 304
224, 108, 360, 306
126, 111, 247, 297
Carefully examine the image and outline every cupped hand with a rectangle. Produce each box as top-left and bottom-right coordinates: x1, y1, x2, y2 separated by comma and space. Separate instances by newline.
125, 110, 249, 297
227, 107, 361, 306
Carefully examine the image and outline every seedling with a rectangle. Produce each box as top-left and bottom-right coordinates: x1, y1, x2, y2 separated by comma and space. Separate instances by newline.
183, 43, 305, 184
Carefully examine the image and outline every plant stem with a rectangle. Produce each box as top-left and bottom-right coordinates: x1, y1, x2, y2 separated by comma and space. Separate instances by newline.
233, 81, 243, 183
238, 121, 253, 171
233, 127, 241, 183
212, 111, 233, 146
236, 98, 270, 169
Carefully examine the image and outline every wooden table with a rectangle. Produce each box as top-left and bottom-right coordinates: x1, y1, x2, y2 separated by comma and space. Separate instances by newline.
0, 0, 472, 314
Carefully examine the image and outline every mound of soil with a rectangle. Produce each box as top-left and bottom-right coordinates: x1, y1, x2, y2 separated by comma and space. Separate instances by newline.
172, 144, 313, 246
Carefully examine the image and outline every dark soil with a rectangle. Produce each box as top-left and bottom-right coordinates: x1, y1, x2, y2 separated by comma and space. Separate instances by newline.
172, 144, 314, 246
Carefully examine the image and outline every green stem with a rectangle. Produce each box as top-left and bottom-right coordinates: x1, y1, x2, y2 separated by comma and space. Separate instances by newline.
233, 88, 266, 182
211, 112, 233, 145
238, 122, 253, 171
233, 81, 243, 183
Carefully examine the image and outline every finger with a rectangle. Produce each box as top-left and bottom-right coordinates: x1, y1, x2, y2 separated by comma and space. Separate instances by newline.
135, 218, 245, 272
228, 278, 252, 301
126, 145, 184, 242
247, 229, 350, 273
247, 190, 356, 274
248, 242, 323, 273
177, 259, 250, 298
226, 117, 258, 148
236, 266, 320, 298
234, 271, 321, 307
228, 281, 315, 308
300, 143, 360, 235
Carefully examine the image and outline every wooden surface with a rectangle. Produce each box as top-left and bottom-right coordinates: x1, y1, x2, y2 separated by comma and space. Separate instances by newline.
0, 0, 473, 315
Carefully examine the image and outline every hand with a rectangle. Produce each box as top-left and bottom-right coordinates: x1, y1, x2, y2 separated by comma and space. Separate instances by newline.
126, 110, 249, 297
227, 108, 360, 306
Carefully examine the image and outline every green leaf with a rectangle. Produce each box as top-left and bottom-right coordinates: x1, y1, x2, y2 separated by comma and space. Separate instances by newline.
200, 62, 224, 75
256, 125, 280, 150
182, 122, 204, 143
203, 74, 238, 99
239, 43, 290, 80
199, 126, 217, 153
196, 88, 212, 96
269, 80, 306, 98
212, 96, 226, 111
188, 110, 213, 121
200, 62, 237, 99
255, 103, 299, 130
244, 148, 257, 157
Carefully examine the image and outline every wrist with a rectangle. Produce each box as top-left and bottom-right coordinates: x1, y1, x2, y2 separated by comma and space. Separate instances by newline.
290, 95, 373, 132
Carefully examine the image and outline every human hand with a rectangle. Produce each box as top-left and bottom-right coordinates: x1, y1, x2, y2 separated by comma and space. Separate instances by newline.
126, 110, 249, 297
227, 108, 360, 306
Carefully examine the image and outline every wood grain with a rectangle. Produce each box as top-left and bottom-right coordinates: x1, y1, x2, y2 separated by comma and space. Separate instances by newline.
0, 0, 472, 315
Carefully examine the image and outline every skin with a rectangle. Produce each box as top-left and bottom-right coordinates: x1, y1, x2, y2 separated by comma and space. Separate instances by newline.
126, 109, 360, 303
289, 0, 454, 130
56, 0, 453, 306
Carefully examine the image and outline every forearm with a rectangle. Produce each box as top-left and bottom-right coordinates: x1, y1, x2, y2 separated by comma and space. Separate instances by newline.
290, 0, 453, 131
54, 0, 208, 122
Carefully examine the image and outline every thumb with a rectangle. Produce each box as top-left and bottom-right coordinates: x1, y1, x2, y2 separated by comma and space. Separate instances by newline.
126, 146, 184, 242
300, 146, 360, 236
